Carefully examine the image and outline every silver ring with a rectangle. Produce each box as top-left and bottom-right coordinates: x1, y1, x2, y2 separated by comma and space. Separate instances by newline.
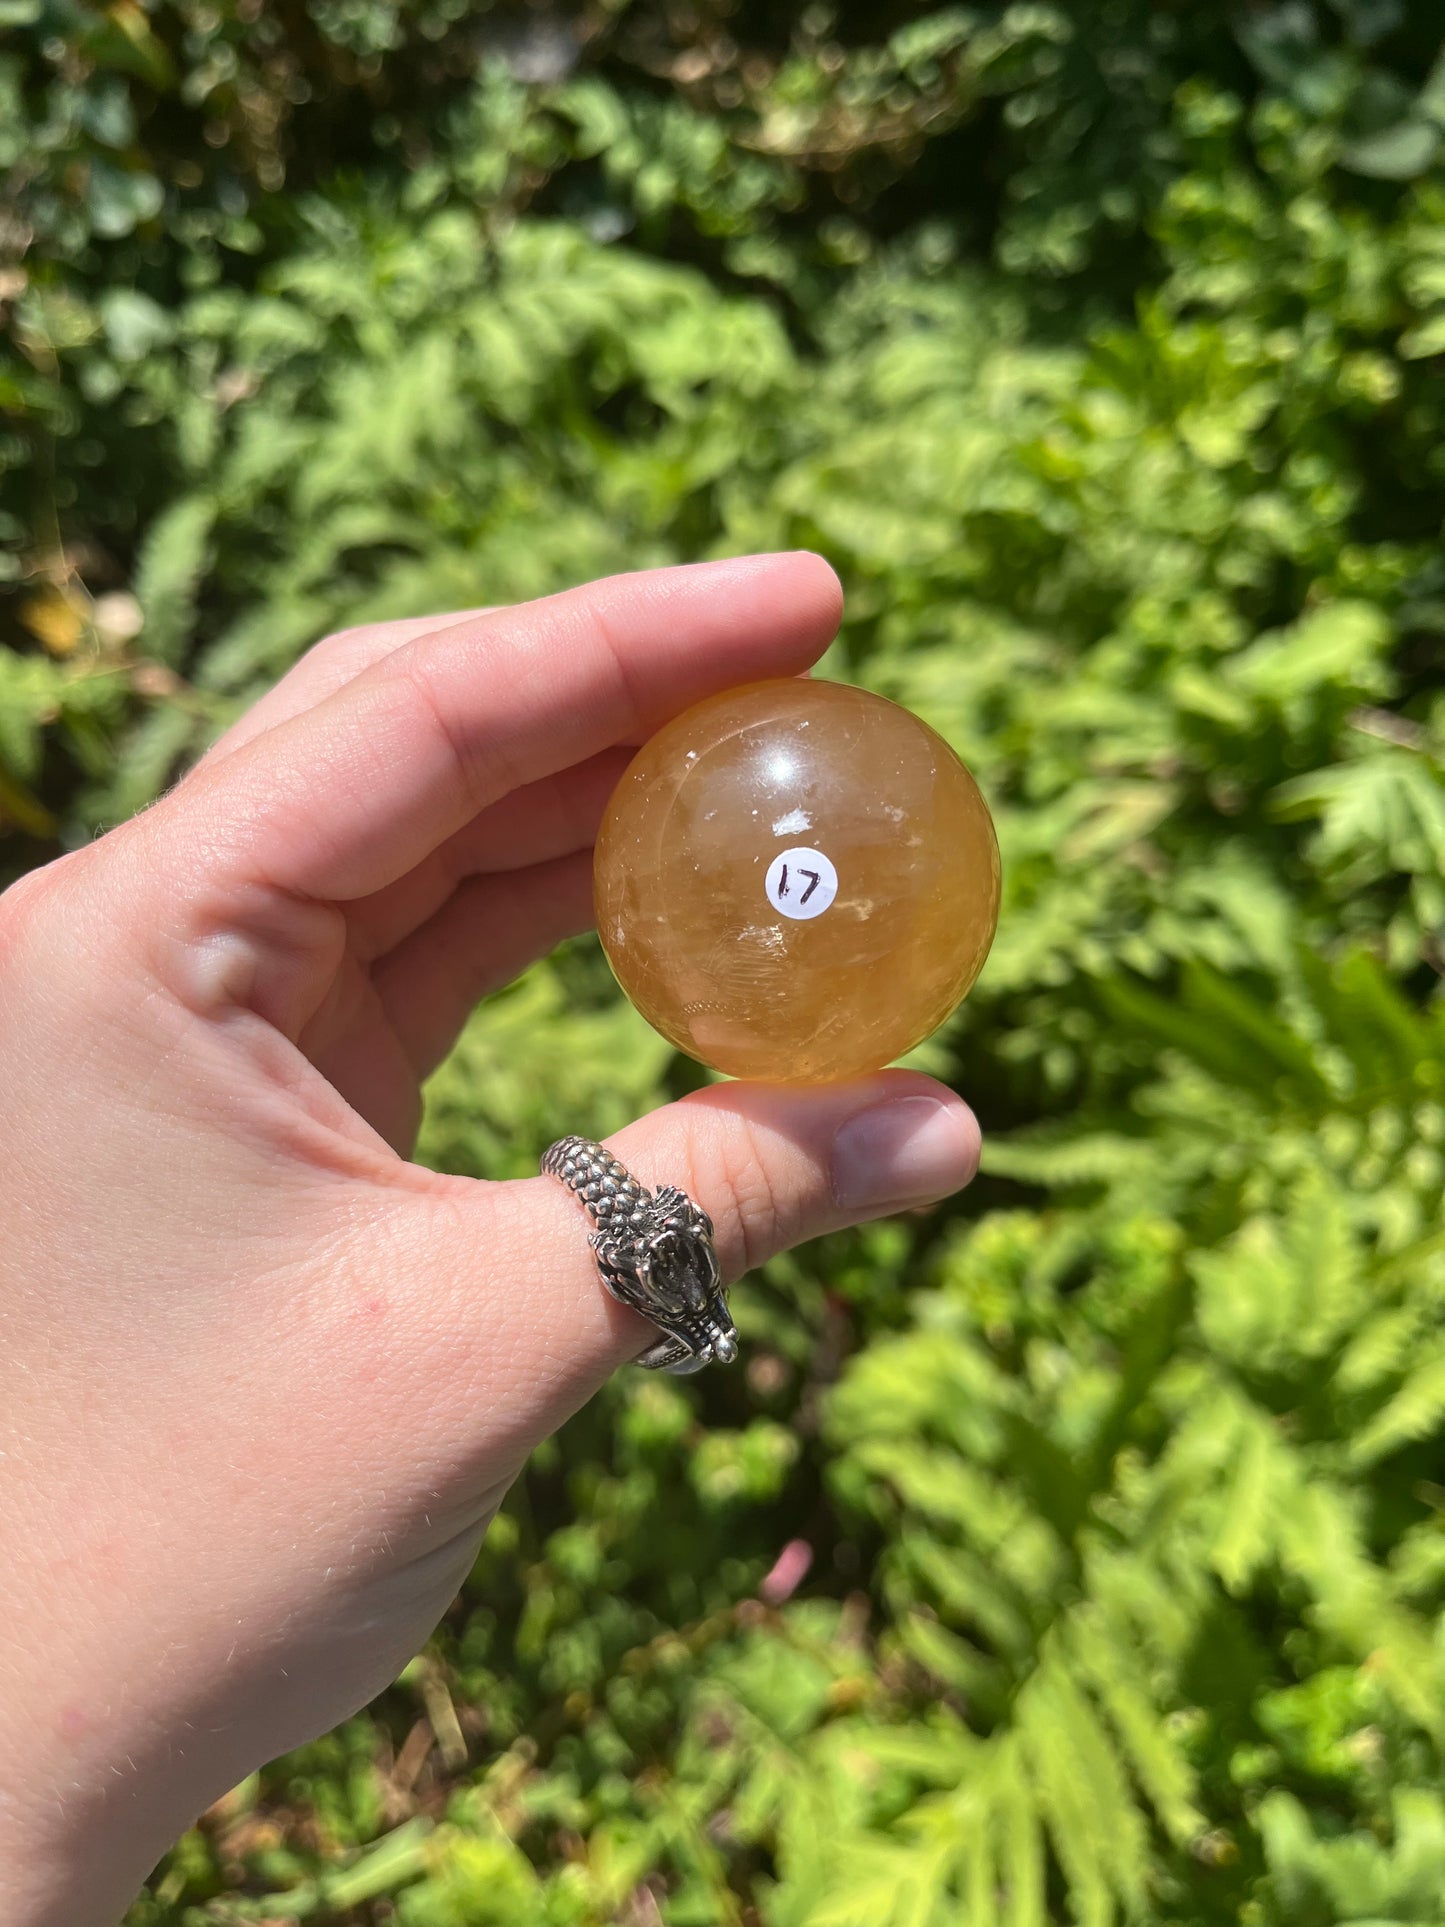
542, 1136, 738, 1375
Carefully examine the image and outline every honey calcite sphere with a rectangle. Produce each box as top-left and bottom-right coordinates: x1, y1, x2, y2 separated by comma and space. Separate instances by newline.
594, 678, 1000, 1083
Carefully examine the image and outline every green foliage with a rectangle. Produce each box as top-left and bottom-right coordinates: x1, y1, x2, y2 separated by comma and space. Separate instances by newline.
5, 3, 1443, 1923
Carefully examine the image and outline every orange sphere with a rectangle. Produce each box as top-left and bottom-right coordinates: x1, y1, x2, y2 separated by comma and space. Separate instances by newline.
593, 679, 1000, 1083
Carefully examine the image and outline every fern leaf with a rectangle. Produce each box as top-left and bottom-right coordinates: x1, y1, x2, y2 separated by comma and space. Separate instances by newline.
1193, 1184, 1364, 1369
979, 1130, 1153, 1189
1068, 1609, 1203, 1846
904, 1535, 1034, 1658
1258, 1784, 1445, 1919
1180, 960, 1334, 1103
1210, 1407, 1285, 1594
803, 1839, 951, 1927
133, 496, 215, 667
897, 1611, 1000, 1705
1278, 1485, 1445, 1742
996, 1744, 1047, 1927
1099, 973, 1289, 1100
839, 1719, 979, 1787
1297, 946, 1430, 1099
1019, 1652, 1148, 1925
1350, 1345, 1445, 1469
1335, 1305, 1423, 1395
963, 1812, 996, 1927
0, 647, 70, 782
96, 702, 197, 819
1389, 1516, 1445, 1602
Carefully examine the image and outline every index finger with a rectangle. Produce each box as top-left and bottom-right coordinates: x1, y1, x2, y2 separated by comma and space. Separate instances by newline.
198, 607, 495, 769
168, 553, 842, 906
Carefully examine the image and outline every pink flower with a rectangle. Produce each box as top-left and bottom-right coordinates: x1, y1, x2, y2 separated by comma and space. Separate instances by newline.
759, 1538, 813, 1605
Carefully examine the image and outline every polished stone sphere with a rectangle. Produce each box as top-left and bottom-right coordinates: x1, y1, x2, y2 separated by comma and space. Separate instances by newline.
594, 678, 1000, 1083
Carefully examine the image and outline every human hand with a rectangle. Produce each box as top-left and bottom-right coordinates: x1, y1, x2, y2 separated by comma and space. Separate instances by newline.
0, 555, 980, 1924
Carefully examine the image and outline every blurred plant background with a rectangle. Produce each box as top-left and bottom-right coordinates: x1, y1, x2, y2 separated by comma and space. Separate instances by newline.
5, 0, 1445, 1919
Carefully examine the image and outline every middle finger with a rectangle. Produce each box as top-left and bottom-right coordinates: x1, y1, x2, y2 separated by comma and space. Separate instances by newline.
344, 747, 630, 963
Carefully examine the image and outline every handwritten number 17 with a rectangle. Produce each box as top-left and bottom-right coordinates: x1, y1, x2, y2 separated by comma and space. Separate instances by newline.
778, 864, 821, 904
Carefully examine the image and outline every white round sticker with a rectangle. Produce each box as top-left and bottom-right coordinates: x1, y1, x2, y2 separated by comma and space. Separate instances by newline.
766, 846, 838, 921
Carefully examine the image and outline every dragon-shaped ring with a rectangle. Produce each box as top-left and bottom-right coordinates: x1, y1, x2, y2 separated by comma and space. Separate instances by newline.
541, 1136, 738, 1375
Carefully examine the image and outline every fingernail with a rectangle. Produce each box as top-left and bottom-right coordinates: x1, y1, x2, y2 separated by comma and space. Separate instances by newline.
831, 1096, 978, 1211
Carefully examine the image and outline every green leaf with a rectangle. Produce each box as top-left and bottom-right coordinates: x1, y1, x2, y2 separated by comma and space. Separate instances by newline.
1341, 118, 1441, 180
85, 159, 164, 238
133, 497, 215, 668
1350, 1346, 1445, 1468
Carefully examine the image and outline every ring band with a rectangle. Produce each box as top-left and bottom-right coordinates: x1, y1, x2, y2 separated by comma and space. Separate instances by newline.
542, 1136, 738, 1375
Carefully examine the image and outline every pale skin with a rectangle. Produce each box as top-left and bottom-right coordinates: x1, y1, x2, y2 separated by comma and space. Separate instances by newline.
0, 554, 980, 1924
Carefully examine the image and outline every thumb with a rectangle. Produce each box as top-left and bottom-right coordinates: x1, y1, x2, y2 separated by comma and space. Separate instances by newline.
381, 1070, 979, 1483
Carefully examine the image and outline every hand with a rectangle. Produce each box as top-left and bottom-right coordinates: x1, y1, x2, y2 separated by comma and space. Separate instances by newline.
0, 555, 980, 1924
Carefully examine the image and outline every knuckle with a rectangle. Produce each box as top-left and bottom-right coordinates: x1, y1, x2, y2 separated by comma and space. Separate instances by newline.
317, 619, 384, 661
0, 849, 88, 956
683, 1110, 789, 1277
0, 869, 48, 973
575, 597, 646, 744
320, 621, 368, 650
396, 649, 500, 813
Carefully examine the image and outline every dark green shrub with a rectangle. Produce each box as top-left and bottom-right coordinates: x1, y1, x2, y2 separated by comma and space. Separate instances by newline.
3, 4, 1443, 1921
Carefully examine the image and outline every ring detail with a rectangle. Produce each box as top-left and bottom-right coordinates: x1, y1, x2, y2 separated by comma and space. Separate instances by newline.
542, 1136, 738, 1375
